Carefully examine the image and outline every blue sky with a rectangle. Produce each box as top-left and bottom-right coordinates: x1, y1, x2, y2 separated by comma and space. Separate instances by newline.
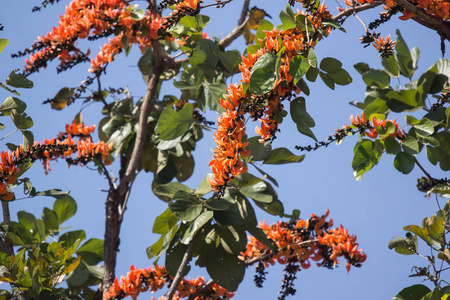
1, 0, 449, 299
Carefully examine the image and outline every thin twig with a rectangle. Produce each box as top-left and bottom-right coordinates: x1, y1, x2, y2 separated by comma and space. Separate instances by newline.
165, 232, 201, 300
414, 157, 434, 181
200, 0, 233, 9
187, 280, 215, 300
331, 1, 383, 22
100, 161, 115, 191
96, 75, 110, 111
0, 129, 19, 142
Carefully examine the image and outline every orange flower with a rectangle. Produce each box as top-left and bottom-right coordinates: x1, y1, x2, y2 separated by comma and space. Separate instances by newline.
240, 210, 366, 273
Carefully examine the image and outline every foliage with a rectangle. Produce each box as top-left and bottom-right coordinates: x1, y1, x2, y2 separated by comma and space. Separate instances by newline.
0, 0, 450, 299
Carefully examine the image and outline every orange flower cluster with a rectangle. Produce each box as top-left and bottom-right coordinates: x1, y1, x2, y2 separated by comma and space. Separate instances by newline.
349, 112, 406, 139
60, 119, 96, 138
209, 5, 334, 192
77, 137, 113, 165
240, 210, 367, 273
0, 152, 20, 201
173, 0, 200, 11
25, 0, 166, 73
372, 34, 396, 57
208, 85, 250, 191
0, 120, 113, 201
343, 0, 449, 21
104, 264, 234, 300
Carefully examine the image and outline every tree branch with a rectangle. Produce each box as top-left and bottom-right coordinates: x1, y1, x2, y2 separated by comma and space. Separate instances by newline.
219, 0, 251, 48
392, 0, 450, 41
165, 233, 201, 300
331, 1, 383, 22
102, 0, 165, 289
1, 201, 14, 256
187, 280, 214, 300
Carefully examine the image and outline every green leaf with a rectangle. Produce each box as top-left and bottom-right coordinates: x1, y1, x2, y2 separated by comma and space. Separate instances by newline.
410, 46, 420, 71
77, 238, 104, 264
263, 147, 304, 164
294, 14, 316, 34
327, 68, 352, 86
391, 284, 431, 300
10, 111, 33, 129
82, 261, 104, 279
395, 29, 414, 78
289, 55, 310, 84
427, 217, 445, 246
0, 97, 27, 114
168, 191, 202, 221
319, 71, 335, 90
250, 163, 279, 187
296, 78, 310, 96
0, 38, 8, 54
58, 230, 85, 248
403, 224, 429, 245
402, 136, 419, 155
354, 62, 370, 75
352, 139, 382, 180
195, 174, 213, 196
199, 79, 226, 113
130, 8, 145, 20
279, 10, 296, 30
213, 194, 257, 227
166, 241, 189, 276
382, 56, 399, 77
249, 53, 278, 95
66, 263, 90, 288
239, 180, 277, 203
307, 48, 317, 67
205, 197, 232, 211
195, 39, 219, 68
17, 211, 36, 231
155, 104, 195, 140
254, 198, 284, 216
364, 98, 390, 119
362, 69, 390, 88
320, 57, 342, 73
152, 208, 178, 234
36, 189, 70, 199
42, 208, 59, 234
245, 136, 272, 162
384, 136, 401, 155
386, 89, 421, 112
394, 152, 415, 174
305, 67, 319, 82
217, 225, 247, 255
5, 70, 33, 89
388, 233, 417, 255
234, 173, 264, 187
22, 130, 34, 150
413, 119, 434, 137
290, 97, 317, 141
53, 195, 77, 224
206, 245, 245, 292
218, 50, 242, 75
153, 182, 192, 199
435, 131, 450, 171
426, 146, 439, 165
181, 211, 213, 244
